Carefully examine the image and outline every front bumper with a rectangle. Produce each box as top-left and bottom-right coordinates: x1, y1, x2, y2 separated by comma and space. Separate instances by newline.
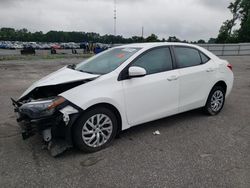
12, 99, 81, 156
15, 107, 63, 140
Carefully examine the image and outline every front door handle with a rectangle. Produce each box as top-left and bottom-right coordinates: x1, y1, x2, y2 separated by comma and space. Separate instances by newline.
167, 75, 178, 81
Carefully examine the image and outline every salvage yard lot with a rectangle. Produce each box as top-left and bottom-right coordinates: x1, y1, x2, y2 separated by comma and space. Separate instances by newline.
0, 56, 250, 187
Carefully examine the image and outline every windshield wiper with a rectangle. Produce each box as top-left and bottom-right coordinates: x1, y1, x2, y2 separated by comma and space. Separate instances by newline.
79, 70, 97, 74
67, 64, 76, 70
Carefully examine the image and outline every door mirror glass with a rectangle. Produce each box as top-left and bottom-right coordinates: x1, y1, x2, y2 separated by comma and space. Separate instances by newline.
128, 66, 146, 78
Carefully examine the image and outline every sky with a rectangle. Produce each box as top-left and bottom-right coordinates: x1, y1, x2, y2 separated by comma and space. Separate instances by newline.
0, 0, 232, 41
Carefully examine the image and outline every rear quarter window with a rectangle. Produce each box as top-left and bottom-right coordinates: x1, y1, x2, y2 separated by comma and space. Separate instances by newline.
200, 52, 210, 63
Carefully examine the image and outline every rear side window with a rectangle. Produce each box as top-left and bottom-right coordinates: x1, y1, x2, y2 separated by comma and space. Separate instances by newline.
132, 47, 173, 75
174, 47, 202, 68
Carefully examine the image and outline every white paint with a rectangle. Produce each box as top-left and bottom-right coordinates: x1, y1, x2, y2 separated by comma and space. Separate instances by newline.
19, 67, 99, 99
60, 105, 79, 125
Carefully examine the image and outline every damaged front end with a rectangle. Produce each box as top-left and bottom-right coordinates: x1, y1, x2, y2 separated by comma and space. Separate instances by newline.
11, 66, 100, 156
12, 96, 81, 157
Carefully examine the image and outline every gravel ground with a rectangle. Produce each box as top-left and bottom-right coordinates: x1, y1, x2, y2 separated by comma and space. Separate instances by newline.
0, 56, 249, 188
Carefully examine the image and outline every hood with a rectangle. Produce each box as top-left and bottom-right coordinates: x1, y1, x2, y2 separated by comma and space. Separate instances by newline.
19, 66, 99, 100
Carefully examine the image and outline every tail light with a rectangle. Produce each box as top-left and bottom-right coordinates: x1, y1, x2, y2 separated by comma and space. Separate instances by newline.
227, 63, 233, 71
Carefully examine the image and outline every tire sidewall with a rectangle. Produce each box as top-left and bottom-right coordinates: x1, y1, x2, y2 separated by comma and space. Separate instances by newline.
73, 107, 118, 152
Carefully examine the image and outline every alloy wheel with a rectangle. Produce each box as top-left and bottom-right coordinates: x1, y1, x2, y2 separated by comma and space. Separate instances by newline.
82, 114, 113, 148
210, 90, 224, 112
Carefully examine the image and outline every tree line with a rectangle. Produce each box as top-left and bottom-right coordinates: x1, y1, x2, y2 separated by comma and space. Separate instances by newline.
0, 28, 166, 43
217, 0, 250, 43
0, 28, 207, 44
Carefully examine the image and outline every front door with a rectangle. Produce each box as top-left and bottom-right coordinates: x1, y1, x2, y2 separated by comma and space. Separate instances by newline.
122, 47, 179, 126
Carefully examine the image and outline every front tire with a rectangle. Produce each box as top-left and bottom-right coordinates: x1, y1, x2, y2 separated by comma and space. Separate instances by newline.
73, 107, 118, 153
204, 86, 226, 116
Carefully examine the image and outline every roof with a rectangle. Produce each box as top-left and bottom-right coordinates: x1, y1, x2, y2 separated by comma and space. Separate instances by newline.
114, 42, 220, 60
115, 42, 198, 49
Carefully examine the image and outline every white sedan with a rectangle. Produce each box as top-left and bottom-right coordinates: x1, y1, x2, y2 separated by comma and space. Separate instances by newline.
12, 42, 234, 156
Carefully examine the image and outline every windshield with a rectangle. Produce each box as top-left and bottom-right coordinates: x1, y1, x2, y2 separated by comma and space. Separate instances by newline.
75, 47, 141, 75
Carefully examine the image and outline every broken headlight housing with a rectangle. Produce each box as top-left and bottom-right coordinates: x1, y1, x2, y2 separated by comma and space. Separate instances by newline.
19, 97, 66, 119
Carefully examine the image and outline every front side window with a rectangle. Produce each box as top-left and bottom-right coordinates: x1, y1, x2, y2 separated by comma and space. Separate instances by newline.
131, 47, 173, 75
76, 47, 141, 75
175, 47, 202, 68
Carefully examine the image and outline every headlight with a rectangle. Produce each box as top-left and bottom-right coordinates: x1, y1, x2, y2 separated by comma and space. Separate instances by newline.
48, 97, 66, 110
19, 97, 66, 119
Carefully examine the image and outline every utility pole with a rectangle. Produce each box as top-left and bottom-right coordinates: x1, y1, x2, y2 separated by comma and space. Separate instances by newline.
114, 0, 117, 36
142, 26, 144, 38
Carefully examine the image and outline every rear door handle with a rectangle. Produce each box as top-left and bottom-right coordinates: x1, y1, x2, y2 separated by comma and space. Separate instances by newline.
167, 75, 178, 81
206, 68, 215, 72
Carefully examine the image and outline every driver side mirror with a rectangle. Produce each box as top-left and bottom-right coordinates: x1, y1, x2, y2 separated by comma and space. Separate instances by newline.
128, 66, 146, 78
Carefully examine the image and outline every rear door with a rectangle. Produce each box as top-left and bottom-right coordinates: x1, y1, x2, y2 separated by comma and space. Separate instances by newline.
121, 47, 179, 126
173, 46, 217, 112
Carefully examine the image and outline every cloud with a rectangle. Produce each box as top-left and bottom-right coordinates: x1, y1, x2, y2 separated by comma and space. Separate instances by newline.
196, 0, 231, 10
0, 0, 232, 41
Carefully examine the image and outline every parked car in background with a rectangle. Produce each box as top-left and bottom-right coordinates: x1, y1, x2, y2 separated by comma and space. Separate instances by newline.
12, 42, 234, 156
51, 44, 61, 49
20, 46, 35, 55
0, 41, 110, 51
0, 42, 7, 49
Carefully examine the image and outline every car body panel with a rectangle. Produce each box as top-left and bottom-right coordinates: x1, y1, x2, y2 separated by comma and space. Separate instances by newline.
122, 69, 180, 125
60, 74, 130, 130
19, 67, 99, 99
217, 59, 234, 97
177, 59, 219, 113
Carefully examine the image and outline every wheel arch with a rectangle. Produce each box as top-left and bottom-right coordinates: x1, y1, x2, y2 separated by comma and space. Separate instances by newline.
205, 80, 227, 104
212, 80, 227, 93
81, 103, 122, 135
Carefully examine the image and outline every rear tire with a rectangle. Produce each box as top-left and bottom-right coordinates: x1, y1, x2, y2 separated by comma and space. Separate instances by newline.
73, 107, 117, 153
204, 86, 226, 116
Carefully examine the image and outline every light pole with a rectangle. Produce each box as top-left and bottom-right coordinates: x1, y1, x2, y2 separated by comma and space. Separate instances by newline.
142, 26, 144, 38
114, 0, 117, 36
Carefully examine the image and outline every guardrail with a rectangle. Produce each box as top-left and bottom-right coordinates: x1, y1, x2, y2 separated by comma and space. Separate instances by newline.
1, 43, 250, 57
198, 43, 250, 56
